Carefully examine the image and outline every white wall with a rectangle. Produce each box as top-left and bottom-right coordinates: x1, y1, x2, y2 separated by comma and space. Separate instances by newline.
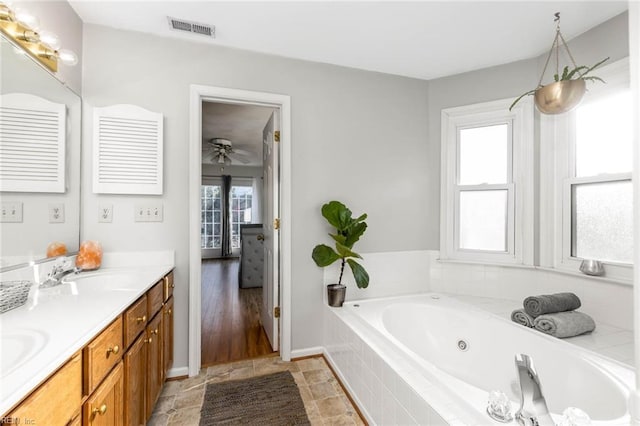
80, 24, 432, 370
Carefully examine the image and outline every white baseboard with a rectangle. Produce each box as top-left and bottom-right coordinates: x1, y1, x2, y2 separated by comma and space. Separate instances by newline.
290, 346, 324, 359
167, 366, 189, 378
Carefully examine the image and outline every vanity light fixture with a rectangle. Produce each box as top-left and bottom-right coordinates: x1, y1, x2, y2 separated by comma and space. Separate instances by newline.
0, 1, 78, 72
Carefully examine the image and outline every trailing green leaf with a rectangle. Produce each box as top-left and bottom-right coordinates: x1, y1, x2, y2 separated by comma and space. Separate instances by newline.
509, 89, 536, 111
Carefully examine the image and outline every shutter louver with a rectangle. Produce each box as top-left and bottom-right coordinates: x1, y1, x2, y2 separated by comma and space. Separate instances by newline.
93, 104, 163, 194
0, 93, 66, 193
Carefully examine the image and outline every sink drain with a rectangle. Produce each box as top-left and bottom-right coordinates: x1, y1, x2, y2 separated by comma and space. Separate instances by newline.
457, 339, 469, 351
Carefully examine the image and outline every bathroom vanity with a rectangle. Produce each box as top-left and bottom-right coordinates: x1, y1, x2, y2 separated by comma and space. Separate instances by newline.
0, 266, 175, 425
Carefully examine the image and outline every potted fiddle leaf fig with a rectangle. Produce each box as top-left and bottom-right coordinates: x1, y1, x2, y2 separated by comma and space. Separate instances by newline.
312, 201, 369, 307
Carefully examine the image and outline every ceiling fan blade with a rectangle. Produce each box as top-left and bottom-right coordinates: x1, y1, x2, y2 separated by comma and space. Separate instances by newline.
232, 148, 253, 156
228, 152, 251, 164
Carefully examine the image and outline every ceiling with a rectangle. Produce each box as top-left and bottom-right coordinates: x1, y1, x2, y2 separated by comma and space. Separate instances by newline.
70, 1, 627, 80
201, 102, 274, 167
69, 1, 628, 169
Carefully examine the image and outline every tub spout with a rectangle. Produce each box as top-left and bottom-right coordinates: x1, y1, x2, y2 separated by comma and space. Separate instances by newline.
514, 354, 554, 426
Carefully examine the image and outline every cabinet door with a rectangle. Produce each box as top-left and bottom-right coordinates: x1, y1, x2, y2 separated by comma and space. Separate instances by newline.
83, 361, 123, 426
9, 352, 82, 426
123, 335, 147, 426
163, 296, 174, 376
145, 313, 163, 419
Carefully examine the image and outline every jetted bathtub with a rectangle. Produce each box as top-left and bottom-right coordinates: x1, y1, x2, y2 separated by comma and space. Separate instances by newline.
331, 293, 634, 425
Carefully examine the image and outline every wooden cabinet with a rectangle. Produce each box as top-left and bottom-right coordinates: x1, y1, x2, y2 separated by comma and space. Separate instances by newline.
145, 312, 163, 419
4, 270, 174, 426
163, 296, 174, 375
123, 334, 147, 426
8, 351, 82, 426
83, 362, 123, 426
123, 295, 147, 349
84, 317, 123, 395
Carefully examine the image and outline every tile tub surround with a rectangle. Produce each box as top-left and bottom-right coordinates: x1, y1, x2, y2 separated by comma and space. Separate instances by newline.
323, 295, 634, 426
0, 256, 174, 416
148, 355, 365, 426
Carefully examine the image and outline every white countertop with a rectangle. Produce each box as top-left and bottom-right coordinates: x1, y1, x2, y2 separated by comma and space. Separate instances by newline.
0, 264, 173, 415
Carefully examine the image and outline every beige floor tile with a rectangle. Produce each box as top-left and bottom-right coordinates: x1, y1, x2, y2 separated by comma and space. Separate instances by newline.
296, 357, 326, 372
327, 414, 358, 426
291, 370, 307, 386
167, 406, 201, 426
160, 380, 182, 397
310, 381, 338, 400
153, 395, 176, 414
173, 387, 205, 410
303, 368, 331, 384
228, 365, 256, 380
147, 413, 169, 426
316, 396, 348, 418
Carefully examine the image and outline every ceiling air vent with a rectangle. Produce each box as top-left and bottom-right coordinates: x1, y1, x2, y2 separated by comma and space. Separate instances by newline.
167, 17, 215, 38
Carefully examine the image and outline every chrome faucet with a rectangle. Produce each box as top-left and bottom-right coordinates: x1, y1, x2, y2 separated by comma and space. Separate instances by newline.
514, 354, 554, 426
40, 258, 81, 288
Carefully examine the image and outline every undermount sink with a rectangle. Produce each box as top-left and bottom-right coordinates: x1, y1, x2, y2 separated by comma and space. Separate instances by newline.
1, 328, 49, 377
61, 270, 141, 291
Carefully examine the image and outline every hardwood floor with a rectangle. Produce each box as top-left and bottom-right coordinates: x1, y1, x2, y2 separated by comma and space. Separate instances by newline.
201, 258, 274, 366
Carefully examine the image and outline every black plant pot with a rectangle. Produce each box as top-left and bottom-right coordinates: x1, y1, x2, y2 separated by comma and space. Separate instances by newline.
327, 284, 346, 307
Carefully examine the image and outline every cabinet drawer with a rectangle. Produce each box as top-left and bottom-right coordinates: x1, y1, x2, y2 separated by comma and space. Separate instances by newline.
84, 316, 123, 395
123, 295, 147, 349
163, 271, 174, 301
9, 352, 82, 426
147, 280, 164, 319
83, 361, 123, 426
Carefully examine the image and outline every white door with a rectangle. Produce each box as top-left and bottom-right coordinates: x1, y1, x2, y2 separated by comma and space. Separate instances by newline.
261, 110, 280, 350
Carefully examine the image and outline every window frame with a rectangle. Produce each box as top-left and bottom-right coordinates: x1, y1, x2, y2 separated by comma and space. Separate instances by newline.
440, 97, 534, 264
540, 57, 632, 282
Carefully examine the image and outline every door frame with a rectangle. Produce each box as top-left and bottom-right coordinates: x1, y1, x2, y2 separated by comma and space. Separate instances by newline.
188, 85, 292, 376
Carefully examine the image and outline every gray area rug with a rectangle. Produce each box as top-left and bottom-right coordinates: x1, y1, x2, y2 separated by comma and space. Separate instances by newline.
199, 371, 311, 425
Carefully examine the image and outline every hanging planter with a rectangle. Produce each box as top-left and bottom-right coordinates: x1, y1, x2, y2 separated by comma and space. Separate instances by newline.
510, 13, 608, 114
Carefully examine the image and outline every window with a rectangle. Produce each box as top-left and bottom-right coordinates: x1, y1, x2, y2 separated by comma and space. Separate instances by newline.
230, 185, 253, 249
541, 58, 632, 281
201, 185, 221, 249
441, 98, 534, 264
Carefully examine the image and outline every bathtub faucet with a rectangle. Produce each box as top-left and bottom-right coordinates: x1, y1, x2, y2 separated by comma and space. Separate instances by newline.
514, 354, 554, 426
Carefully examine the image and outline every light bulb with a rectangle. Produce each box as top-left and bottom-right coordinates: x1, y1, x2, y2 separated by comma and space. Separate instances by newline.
39, 30, 61, 50
57, 49, 78, 66
14, 7, 39, 31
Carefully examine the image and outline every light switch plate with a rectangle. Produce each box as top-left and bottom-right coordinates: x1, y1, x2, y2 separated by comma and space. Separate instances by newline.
134, 203, 163, 222
99, 204, 113, 223
0, 202, 23, 222
49, 203, 65, 223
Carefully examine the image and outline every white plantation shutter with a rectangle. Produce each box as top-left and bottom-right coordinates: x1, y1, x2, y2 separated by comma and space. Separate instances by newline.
0, 93, 66, 192
93, 104, 163, 194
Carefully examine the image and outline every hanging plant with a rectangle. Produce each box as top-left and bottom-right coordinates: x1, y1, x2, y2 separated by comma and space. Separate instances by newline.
509, 57, 609, 112
509, 13, 609, 114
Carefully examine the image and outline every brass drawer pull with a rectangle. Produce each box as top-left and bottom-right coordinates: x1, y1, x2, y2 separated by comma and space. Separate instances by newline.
145, 337, 152, 343
136, 315, 147, 323
257, 234, 264, 241
165, 308, 172, 315
106, 345, 120, 355
151, 328, 159, 335
93, 404, 107, 415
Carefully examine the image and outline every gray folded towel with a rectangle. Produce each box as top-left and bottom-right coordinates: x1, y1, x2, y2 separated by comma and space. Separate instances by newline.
523, 292, 581, 318
511, 309, 535, 327
533, 311, 596, 338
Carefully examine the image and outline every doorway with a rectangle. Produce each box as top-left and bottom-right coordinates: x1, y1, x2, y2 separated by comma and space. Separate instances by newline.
188, 85, 292, 377
199, 101, 276, 366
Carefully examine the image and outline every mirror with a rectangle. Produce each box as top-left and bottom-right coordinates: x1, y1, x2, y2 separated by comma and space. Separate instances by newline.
0, 36, 81, 270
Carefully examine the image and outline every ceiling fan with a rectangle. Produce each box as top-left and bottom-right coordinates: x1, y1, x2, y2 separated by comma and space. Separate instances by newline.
206, 138, 252, 165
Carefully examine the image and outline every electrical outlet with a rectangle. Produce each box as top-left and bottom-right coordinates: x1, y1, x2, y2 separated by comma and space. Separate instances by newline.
48, 203, 65, 223
134, 203, 163, 222
99, 204, 113, 223
0, 202, 23, 223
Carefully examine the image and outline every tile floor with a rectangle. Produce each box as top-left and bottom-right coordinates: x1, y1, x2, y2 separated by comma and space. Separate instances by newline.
148, 356, 366, 426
